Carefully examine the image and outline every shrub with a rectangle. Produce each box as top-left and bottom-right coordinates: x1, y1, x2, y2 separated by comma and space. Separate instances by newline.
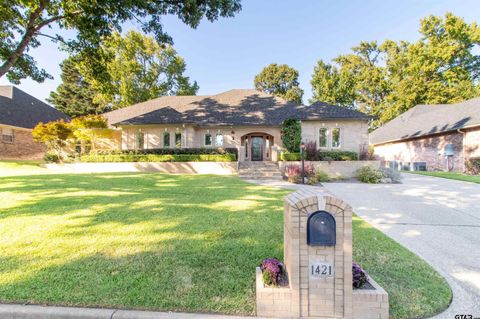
357, 166, 383, 183
93, 147, 238, 157
260, 258, 285, 286
284, 163, 314, 184
43, 153, 60, 163
314, 170, 331, 183
352, 262, 369, 288
281, 119, 301, 152
305, 141, 320, 161
380, 167, 402, 183
80, 153, 236, 162
466, 158, 480, 175
280, 152, 301, 161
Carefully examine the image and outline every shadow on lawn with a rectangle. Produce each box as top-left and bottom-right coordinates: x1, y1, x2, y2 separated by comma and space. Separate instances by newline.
0, 173, 288, 315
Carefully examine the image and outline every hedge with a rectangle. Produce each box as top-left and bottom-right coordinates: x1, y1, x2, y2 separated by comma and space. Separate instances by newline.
80, 153, 236, 163
280, 150, 358, 161
94, 147, 238, 156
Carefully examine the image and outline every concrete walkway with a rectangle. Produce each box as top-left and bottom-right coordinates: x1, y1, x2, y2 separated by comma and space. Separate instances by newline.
248, 174, 480, 318
0, 304, 257, 319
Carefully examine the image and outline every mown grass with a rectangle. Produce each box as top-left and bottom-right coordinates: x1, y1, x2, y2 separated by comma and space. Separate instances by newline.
0, 168, 451, 317
0, 160, 48, 176
353, 215, 452, 319
404, 170, 480, 184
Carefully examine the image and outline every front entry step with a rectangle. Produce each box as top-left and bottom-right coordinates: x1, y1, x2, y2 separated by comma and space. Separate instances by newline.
238, 162, 283, 180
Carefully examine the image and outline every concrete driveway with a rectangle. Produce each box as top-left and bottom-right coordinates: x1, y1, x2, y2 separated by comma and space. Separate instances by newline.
323, 173, 480, 318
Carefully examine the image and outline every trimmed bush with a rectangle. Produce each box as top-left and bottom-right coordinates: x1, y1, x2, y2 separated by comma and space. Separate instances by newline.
380, 167, 402, 183
280, 152, 301, 161
357, 166, 383, 183
352, 262, 369, 288
80, 153, 236, 162
281, 150, 358, 161
94, 147, 238, 157
314, 170, 331, 183
43, 153, 60, 163
466, 158, 480, 175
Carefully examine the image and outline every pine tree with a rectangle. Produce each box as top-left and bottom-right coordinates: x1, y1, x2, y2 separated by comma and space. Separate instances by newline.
48, 57, 105, 117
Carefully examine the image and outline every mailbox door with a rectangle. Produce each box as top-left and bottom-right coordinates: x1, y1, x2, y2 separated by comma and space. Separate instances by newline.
307, 210, 336, 246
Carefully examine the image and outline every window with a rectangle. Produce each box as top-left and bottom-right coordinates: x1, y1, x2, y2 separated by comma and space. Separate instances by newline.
204, 133, 212, 146
332, 128, 341, 148
175, 132, 182, 148
319, 128, 327, 148
2, 128, 13, 143
215, 133, 224, 146
135, 132, 144, 150
163, 132, 170, 147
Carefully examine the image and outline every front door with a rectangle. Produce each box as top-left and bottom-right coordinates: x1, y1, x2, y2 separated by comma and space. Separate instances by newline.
251, 137, 263, 161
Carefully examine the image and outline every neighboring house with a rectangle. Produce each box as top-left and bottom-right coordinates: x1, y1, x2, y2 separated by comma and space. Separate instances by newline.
104, 89, 371, 161
0, 86, 69, 159
371, 97, 480, 172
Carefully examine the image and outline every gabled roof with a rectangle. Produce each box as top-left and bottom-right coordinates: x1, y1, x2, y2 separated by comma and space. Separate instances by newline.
370, 97, 480, 145
104, 89, 372, 126
0, 86, 69, 129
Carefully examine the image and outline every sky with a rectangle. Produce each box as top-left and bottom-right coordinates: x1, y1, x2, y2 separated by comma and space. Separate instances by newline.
1, 0, 480, 104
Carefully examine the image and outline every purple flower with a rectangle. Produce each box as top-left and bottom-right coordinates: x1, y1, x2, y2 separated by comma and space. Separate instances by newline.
352, 262, 369, 288
261, 258, 284, 286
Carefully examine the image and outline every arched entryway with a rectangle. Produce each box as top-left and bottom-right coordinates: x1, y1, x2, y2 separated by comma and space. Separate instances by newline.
241, 133, 274, 161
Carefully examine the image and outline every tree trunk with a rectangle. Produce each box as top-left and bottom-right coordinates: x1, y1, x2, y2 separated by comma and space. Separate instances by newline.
0, 0, 49, 79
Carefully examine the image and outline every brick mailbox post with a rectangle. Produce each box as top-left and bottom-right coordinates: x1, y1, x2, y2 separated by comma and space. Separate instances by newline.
256, 188, 388, 319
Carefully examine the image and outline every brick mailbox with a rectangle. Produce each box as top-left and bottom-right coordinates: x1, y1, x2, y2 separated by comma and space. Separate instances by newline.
256, 188, 388, 319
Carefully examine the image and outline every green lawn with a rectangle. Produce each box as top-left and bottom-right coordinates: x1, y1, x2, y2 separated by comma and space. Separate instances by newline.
0, 160, 49, 176
0, 169, 451, 318
404, 170, 480, 184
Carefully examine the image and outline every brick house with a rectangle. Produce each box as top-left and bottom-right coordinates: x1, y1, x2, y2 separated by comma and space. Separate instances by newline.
371, 97, 480, 172
0, 86, 69, 160
104, 89, 372, 161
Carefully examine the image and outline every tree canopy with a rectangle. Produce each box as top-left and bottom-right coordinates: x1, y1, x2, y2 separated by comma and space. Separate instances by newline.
254, 63, 304, 103
47, 56, 104, 117
310, 13, 480, 129
0, 0, 241, 83
76, 31, 199, 110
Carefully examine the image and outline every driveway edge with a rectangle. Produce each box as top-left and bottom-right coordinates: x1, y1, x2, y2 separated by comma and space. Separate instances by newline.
0, 304, 256, 319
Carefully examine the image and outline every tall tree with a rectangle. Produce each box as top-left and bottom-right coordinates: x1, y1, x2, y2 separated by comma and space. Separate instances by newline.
47, 56, 104, 117
0, 0, 241, 83
310, 13, 480, 129
254, 63, 304, 103
77, 31, 199, 110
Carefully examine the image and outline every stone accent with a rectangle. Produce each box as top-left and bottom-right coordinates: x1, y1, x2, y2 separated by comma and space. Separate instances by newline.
352, 276, 389, 319
0, 125, 45, 160
278, 160, 381, 179
256, 188, 388, 319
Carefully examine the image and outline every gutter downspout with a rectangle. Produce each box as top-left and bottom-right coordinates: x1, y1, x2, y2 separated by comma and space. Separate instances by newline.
457, 129, 466, 173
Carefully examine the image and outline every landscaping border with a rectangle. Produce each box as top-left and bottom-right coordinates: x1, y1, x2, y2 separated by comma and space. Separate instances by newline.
278, 160, 380, 178
42, 162, 239, 174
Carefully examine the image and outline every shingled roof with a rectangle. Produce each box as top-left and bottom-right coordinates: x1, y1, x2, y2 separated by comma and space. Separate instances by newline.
104, 89, 372, 126
370, 97, 480, 145
0, 86, 69, 129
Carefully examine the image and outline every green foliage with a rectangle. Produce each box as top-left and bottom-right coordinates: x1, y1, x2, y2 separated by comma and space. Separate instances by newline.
43, 153, 60, 163
70, 115, 114, 152
0, 0, 241, 83
32, 120, 72, 160
280, 152, 301, 161
96, 148, 238, 156
356, 166, 383, 183
310, 13, 480, 129
77, 31, 199, 110
47, 57, 105, 117
254, 63, 304, 103
80, 153, 236, 162
281, 119, 301, 152
314, 170, 331, 183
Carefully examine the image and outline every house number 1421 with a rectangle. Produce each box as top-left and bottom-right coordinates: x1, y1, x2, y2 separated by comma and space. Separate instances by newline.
310, 263, 333, 277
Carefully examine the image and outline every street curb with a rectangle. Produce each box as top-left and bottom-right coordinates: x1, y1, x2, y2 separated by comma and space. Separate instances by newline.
0, 304, 257, 319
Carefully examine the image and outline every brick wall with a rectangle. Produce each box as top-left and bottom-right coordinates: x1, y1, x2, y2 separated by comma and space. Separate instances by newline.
374, 132, 465, 172
0, 126, 45, 160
